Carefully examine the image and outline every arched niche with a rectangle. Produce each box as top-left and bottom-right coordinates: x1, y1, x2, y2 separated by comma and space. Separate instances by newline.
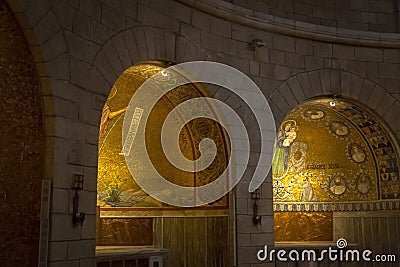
97, 60, 230, 210
272, 96, 400, 243
96, 60, 233, 266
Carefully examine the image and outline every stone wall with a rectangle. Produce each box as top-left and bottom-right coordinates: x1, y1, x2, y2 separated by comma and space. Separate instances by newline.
225, 0, 398, 32
4, 0, 400, 266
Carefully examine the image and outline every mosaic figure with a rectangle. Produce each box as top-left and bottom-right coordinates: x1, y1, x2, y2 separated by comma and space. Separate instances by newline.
99, 103, 128, 142
330, 121, 349, 136
329, 176, 346, 196
303, 109, 325, 121
351, 146, 366, 163
298, 177, 314, 201
357, 174, 371, 194
288, 142, 307, 173
272, 120, 298, 177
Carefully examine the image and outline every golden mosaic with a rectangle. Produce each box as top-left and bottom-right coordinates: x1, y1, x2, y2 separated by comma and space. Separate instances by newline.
272, 96, 400, 246
274, 212, 333, 242
273, 99, 378, 204
97, 61, 230, 210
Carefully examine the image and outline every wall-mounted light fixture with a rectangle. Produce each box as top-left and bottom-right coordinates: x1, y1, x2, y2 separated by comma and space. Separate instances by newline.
329, 95, 338, 107
251, 189, 262, 225
249, 38, 266, 48
72, 174, 85, 227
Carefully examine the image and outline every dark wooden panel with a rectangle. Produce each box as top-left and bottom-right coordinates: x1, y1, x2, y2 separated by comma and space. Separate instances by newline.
387, 217, 398, 254
125, 259, 137, 267
333, 213, 400, 267
379, 217, 389, 253
161, 218, 172, 266
362, 217, 373, 250
207, 217, 229, 267
172, 218, 186, 267
334, 213, 400, 263
185, 218, 195, 267
153, 216, 230, 267
97, 206, 102, 245
98, 218, 153, 245
160, 217, 186, 267
110, 260, 123, 267
153, 217, 163, 247
207, 217, 218, 267
352, 216, 363, 247
186, 217, 207, 267
345, 217, 354, 242
221, 216, 230, 267
97, 262, 110, 267
137, 258, 148, 267
333, 217, 345, 241
371, 217, 382, 254
168, 218, 185, 267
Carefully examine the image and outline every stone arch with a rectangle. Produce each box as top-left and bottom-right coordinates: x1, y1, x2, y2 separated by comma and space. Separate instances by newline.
5, 0, 70, 176
0, 0, 59, 265
92, 25, 213, 98
5, 0, 67, 64
268, 69, 400, 139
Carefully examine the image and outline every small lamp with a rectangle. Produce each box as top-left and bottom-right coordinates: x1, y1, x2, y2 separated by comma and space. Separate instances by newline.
330, 95, 338, 107
249, 38, 266, 48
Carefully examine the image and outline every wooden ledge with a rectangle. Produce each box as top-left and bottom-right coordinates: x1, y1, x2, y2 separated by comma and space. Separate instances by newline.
274, 241, 358, 248
96, 246, 168, 261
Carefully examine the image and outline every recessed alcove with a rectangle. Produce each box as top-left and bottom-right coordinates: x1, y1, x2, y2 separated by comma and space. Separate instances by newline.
273, 96, 400, 252
96, 60, 234, 266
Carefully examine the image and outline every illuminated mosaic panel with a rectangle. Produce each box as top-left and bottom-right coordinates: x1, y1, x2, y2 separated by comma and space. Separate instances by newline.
273, 97, 400, 207
273, 99, 378, 203
97, 218, 153, 245
97, 61, 230, 210
273, 97, 400, 242
274, 212, 333, 242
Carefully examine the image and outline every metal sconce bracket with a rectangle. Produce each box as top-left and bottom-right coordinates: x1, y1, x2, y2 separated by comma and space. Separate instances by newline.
72, 174, 85, 227
251, 189, 262, 226
249, 38, 266, 48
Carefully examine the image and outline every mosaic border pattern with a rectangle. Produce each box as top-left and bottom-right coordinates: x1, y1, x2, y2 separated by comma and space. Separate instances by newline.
274, 200, 400, 212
